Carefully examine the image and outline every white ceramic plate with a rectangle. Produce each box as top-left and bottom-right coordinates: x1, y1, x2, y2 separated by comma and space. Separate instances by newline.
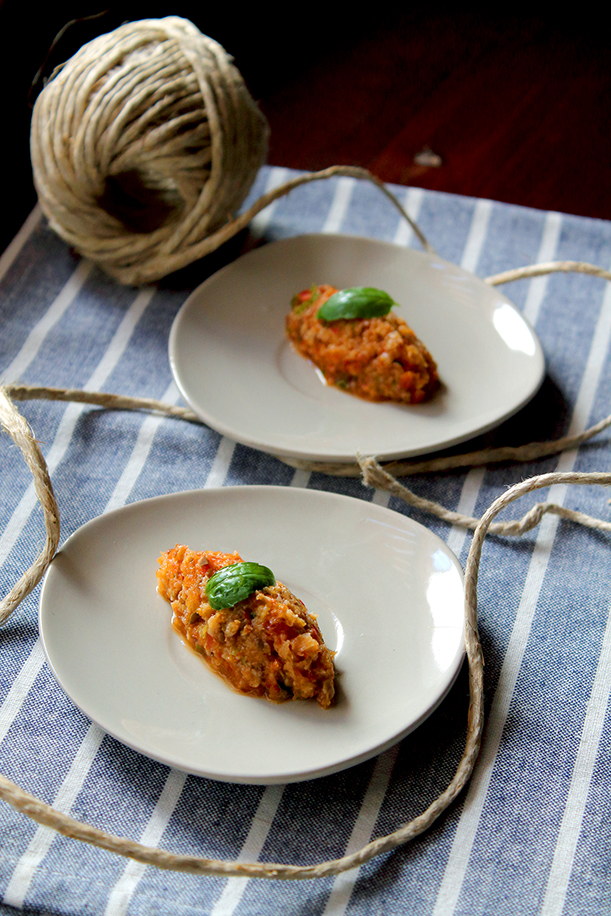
39, 487, 464, 784
169, 234, 544, 463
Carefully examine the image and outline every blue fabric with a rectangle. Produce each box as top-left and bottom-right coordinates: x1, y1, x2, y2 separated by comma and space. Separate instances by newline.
1, 167, 611, 915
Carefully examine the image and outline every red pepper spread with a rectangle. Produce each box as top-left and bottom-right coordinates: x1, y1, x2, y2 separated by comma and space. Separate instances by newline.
157, 546, 335, 708
286, 284, 439, 403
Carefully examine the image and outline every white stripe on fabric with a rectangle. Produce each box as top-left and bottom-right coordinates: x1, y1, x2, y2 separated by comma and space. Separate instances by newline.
84, 289, 154, 392
0, 640, 46, 743
248, 167, 290, 238
0, 289, 154, 568
566, 272, 611, 434
460, 200, 492, 275
204, 437, 237, 489
522, 212, 562, 326
289, 469, 310, 488
445, 468, 486, 559
433, 513, 561, 916
320, 197, 493, 912
322, 746, 399, 916
105, 381, 180, 513
321, 177, 354, 234
372, 489, 390, 509
442, 209, 560, 563
103, 770, 187, 916
100, 422, 250, 912
3, 723, 105, 909
205, 466, 310, 915
431, 210, 562, 915
0, 206, 42, 286
442, 198, 493, 560
1, 260, 93, 383
209, 785, 284, 916
540, 606, 611, 916
539, 272, 611, 916
1, 289, 156, 905
393, 188, 425, 247
432, 224, 611, 916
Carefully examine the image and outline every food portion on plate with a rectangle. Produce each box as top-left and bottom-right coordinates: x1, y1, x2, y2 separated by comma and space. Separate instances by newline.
169, 235, 545, 463
40, 485, 466, 782
286, 284, 440, 404
157, 545, 336, 708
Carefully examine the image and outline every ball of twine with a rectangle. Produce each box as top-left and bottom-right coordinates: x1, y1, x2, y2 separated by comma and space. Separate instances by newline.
30, 16, 269, 285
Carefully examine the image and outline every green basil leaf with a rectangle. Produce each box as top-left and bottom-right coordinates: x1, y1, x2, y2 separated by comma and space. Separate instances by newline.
317, 287, 397, 321
205, 561, 276, 610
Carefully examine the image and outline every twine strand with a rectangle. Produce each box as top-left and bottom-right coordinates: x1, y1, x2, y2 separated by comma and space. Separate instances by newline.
1, 383, 609, 876
485, 260, 611, 287
14, 11, 611, 880
116, 163, 434, 283
0, 390, 60, 625
283, 258, 611, 476
283, 411, 611, 477
30, 16, 433, 286
359, 457, 611, 535
1, 258, 611, 876
4, 246, 611, 618
4, 384, 201, 423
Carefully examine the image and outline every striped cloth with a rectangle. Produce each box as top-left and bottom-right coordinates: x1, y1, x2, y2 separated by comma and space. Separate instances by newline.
1, 166, 611, 916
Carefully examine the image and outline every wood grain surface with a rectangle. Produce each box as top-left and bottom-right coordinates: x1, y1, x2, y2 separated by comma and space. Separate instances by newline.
1, 6, 608, 257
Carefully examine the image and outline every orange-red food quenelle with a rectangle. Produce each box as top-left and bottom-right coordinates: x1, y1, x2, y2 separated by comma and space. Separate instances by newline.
286, 284, 439, 403
157, 546, 335, 708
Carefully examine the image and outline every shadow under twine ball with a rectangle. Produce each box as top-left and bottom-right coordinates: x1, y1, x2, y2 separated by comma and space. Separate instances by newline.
30, 16, 269, 286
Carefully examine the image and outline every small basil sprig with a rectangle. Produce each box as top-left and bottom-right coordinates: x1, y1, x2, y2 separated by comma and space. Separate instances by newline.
317, 287, 398, 322
205, 561, 275, 610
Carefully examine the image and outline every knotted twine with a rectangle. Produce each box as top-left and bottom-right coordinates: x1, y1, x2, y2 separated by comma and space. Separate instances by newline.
3, 197, 611, 874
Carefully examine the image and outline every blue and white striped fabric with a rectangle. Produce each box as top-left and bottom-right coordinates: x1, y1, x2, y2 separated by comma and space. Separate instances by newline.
2, 166, 611, 916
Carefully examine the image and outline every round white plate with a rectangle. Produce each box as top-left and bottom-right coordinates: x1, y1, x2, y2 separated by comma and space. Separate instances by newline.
39, 487, 464, 784
169, 234, 544, 463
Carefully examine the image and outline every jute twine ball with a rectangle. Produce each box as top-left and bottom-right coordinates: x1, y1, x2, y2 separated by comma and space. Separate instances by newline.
30, 17, 269, 285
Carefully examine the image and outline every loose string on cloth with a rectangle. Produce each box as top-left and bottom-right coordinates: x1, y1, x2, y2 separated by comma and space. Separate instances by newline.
0, 390, 60, 625
1, 389, 610, 876
2, 260, 611, 877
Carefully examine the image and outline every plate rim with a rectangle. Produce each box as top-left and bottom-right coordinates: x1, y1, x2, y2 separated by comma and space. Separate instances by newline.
39, 485, 466, 784
169, 233, 546, 464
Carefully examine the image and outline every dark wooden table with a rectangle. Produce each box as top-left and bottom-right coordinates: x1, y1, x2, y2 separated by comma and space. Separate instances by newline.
2, 7, 609, 256
260, 11, 610, 221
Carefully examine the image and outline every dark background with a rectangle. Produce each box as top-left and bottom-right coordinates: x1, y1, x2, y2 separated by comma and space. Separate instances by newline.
1, 4, 609, 256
